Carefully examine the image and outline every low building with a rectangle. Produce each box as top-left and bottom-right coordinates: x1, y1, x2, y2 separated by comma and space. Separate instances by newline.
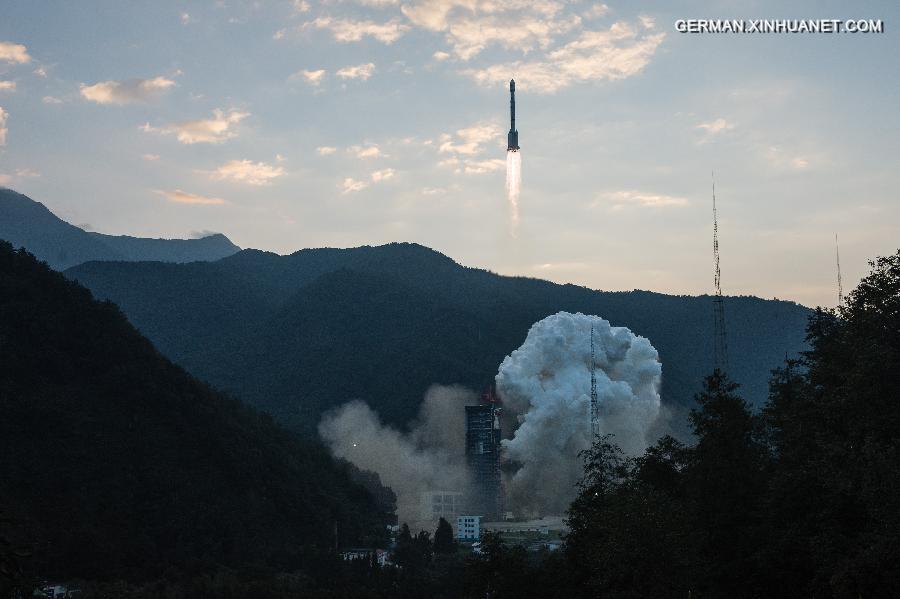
457, 515, 482, 541
341, 548, 387, 566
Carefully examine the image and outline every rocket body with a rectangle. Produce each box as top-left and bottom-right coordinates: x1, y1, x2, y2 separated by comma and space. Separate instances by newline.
507, 79, 519, 152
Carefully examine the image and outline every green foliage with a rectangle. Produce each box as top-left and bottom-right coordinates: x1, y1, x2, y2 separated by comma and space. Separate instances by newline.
0, 242, 390, 584
63, 241, 811, 435
433, 518, 454, 554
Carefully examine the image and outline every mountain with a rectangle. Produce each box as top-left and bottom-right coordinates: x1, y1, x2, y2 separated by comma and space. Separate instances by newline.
65, 243, 812, 436
0, 241, 390, 582
0, 188, 240, 269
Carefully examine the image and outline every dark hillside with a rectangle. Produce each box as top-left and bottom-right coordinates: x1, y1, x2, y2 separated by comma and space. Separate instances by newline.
0, 241, 389, 582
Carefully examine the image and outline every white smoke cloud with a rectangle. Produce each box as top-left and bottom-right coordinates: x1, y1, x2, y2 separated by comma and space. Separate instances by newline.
319, 385, 475, 531
496, 311, 662, 515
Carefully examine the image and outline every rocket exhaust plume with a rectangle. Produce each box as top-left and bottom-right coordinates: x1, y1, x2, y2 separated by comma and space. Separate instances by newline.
506, 151, 521, 234
506, 78, 521, 235
318, 385, 475, 531
496, 312, 663, 516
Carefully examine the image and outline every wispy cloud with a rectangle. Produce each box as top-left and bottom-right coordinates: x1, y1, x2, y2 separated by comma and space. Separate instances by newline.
438, 122, 501, 155
157, 189, 226, 205
211, 159, 285, 185
0, 42, 30, 64
402, 0, 578, 60
350, 144, 383, 158
371, 168, 395, 182
142, 153, 160, 161
0, 107, 7, 146
462, 21, 665, 93
336, 63, 376, 80
302, 17, 410, 44
342, 177, 369, 193
0, 167, 39, 186
596, 190, 689, 210
80, 76, 176, 105
0, 81, 15, 92
290, 68, 326, 86
42, 95, 63, 104
697, 118, 734, 135
317, 146, 337, 155
142, 109, 249, 144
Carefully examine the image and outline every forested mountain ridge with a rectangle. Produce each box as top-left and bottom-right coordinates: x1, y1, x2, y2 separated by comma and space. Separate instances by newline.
65, 242, 812, 434
0, 241, 390, 584
0, 188, 240, 269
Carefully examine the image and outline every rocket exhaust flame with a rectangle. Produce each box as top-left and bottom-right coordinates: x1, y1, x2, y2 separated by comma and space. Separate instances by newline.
506, 150, 521, 235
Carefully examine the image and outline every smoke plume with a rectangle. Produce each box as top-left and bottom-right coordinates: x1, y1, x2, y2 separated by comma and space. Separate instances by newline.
319, 385, 475, 531
496, 311, 662, 516
506, 150, 521, 235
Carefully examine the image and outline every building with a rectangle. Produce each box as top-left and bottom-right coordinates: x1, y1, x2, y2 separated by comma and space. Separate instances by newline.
457, 515, 482, 541
420, 490, 465, 527
465, 391, 504, 520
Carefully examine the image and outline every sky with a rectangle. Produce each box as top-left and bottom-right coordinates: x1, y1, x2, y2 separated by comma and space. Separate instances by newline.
1, 1, 898, 308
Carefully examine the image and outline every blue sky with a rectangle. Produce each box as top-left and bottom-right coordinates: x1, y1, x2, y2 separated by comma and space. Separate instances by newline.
1, 0, 898, 307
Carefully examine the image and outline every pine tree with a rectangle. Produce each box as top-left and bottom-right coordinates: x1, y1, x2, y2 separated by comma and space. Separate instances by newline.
433, 517, 454, 554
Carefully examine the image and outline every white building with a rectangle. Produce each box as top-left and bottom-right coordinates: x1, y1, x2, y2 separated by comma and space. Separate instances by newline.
457, 515, 482, 541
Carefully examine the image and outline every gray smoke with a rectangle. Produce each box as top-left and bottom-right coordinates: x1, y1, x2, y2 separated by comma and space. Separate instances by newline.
318, 385, 475, 531
496, 311, 662, 516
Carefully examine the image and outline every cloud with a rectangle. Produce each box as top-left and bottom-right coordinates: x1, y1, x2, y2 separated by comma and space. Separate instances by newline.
0, 81, 15, 92
0, 42, 30, 64
583, 4, 609, 19
696, 118, 734, 135
437, 155, 505, 174
42, 95, 63, 104
447, 14, 581, 60
342, 177, 369, 193
180, 12, 191, 24
350, 144, 383, 158
211, 159, 285, 185
303, 17, 410, 44
438, 122, 502, 155
291, 68, 326, 86
80, 76, 176, 105
0, 167, 40, 185
0, 107, 7, 146
336, 63, 376, 80
33, 66, 48, 78
402, 0, 579, 60
596, 190, 689, 210
371, 168, 395, 182
317, 146, 337, 155
293, 0, 311, 13
462, 21, 665, 93
433, 50, 451, 61
791, 157, 809, 169
142, 153, 160, 161
144, 109, 249, 144
462, 158, 505, 173
157, 189, 226, 205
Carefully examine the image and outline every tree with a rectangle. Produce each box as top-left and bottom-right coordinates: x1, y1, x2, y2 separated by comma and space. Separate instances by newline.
433, 517, 454, 554
687, 370, 768, 598
761, 251, 900, 597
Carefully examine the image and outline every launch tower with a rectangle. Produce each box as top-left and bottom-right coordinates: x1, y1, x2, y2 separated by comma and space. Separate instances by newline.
465, 390, 504, 520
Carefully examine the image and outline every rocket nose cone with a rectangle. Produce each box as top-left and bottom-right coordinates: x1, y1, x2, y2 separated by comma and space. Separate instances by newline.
510, 79, 515, 91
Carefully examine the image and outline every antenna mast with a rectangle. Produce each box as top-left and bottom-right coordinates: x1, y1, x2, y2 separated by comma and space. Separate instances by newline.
590, 325, 599, 440
835, 233, 843, 307
712, 173, 729, 372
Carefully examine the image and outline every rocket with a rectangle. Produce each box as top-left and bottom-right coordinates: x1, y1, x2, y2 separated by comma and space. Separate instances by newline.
507, 79, 519, 152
